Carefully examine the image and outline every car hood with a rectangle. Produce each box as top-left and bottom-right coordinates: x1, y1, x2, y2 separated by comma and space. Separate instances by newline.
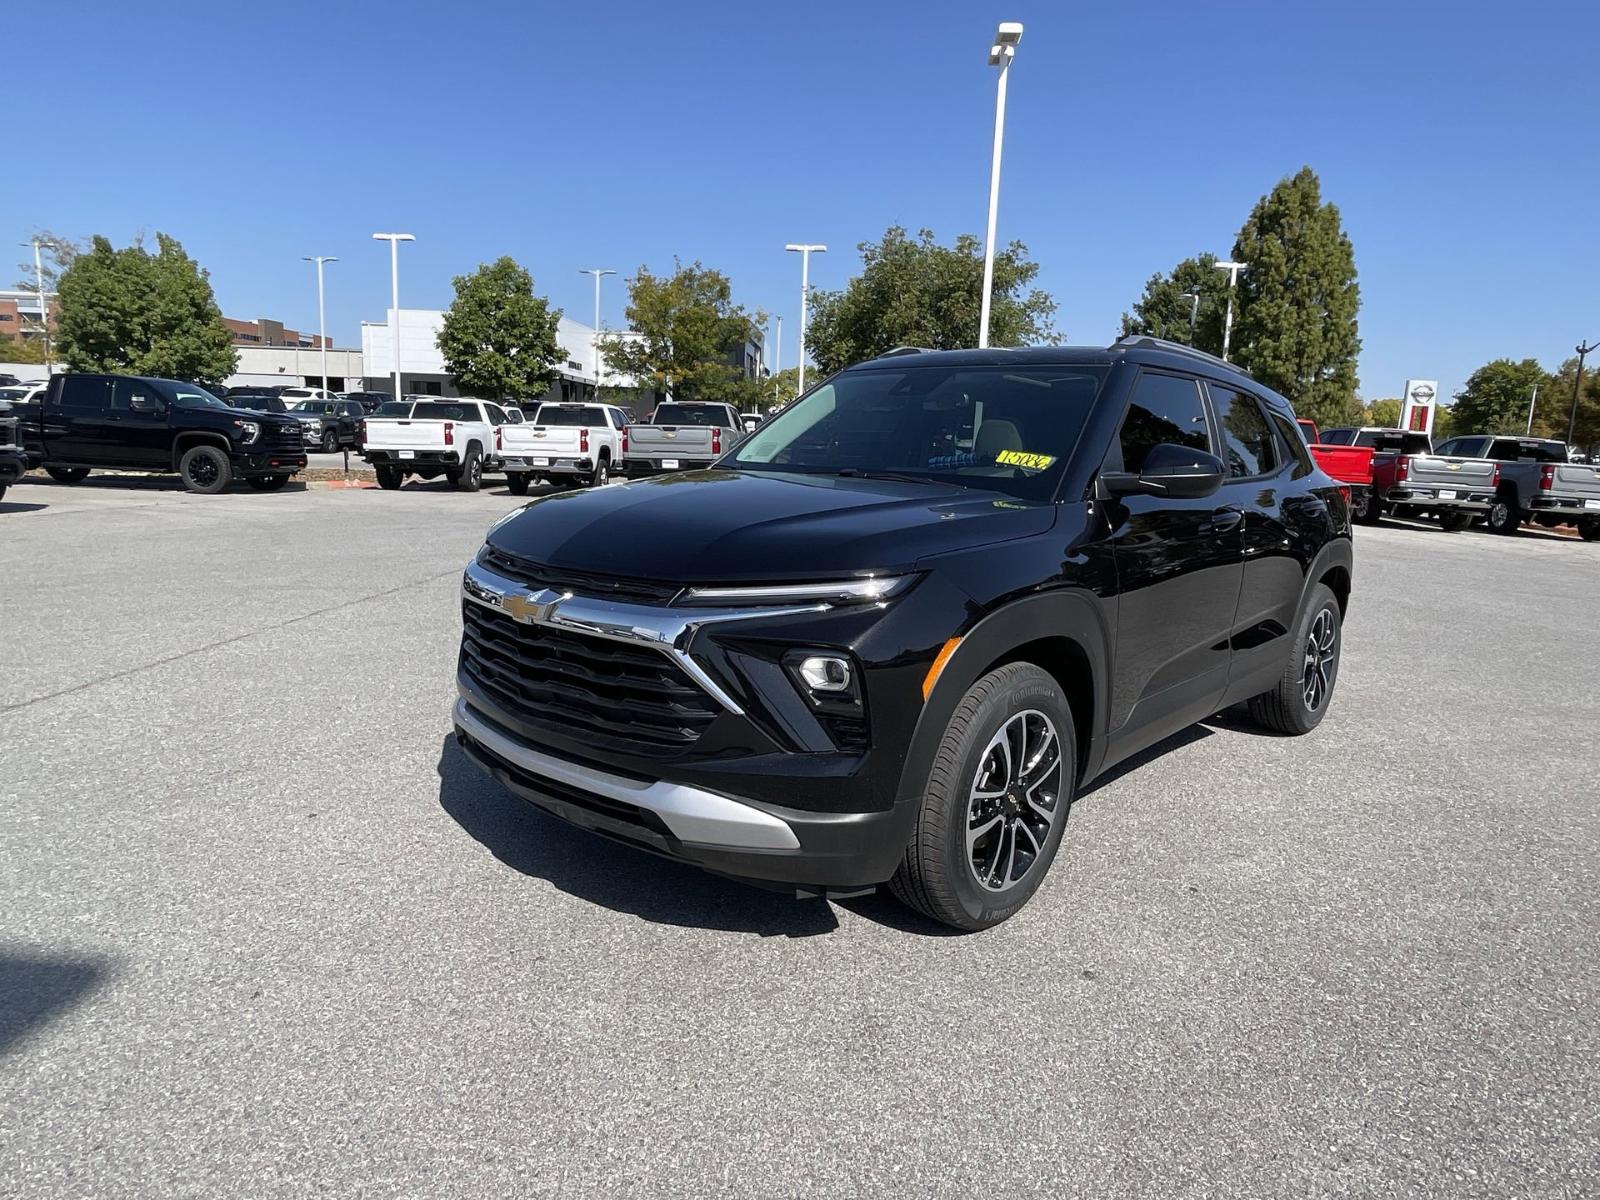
484, 469, 1057, 583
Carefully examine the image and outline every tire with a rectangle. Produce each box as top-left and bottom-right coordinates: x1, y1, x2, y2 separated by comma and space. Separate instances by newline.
1487, 495, 1521, 535
889, 663, 1076, 931
505, 472, 531, 495
1579, 517, 1600, 542
177, 444, 232, 494
320, 430, 338, 453
1353, 486, 1382, 525
588, 456, 610, 488
246, 474, 289, 491
1247, 583, 1341, 735
375, 466, 403, 490
454, 447, 483, 492
45, 466, 90, 484
1436, 510, 1474, 532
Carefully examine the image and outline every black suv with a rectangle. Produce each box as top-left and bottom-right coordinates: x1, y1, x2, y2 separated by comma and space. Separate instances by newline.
19, 374, 306, 493
452, 339, 1353, 929
285, 398, 364, 452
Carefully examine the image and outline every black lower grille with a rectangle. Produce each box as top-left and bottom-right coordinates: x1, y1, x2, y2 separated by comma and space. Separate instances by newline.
460, 731, 675, 839
480, 547, 681, 606
461, 601, 720, 756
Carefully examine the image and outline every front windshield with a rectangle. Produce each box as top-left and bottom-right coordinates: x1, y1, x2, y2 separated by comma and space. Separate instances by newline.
652, 403, 728, 427
728, 365, 1106, 501
171, 385, 232, 410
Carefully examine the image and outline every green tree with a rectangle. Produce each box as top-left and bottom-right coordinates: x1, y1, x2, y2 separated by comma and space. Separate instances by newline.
1228, 167, 1362, 429
56, 234, 236, 384
599, 261, 765, 405
13, 230, 82, 293
0, 335, 49, 364
805, 227, 1058, 374
1451, 358, 1550, 435
436, 257, 563, 401
1119, 253, 1228, 353
1538, 355, 1600, 450
1363, 397, 1402, 427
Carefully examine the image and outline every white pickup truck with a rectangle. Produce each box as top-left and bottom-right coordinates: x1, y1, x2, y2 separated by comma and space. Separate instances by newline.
360, 398, 520, 491
621, 401, 743, 477
511, 402, 628, 491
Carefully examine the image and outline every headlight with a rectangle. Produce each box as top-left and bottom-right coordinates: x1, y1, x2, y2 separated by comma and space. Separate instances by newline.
233, 419, 260, 444
679, 575, 914, 606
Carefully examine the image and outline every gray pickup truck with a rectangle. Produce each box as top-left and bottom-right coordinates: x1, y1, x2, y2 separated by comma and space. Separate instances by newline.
1433, 435, 1600, 539
622, 401, 742, 477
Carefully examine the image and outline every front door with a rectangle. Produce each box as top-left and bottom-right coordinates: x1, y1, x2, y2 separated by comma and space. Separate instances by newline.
109, 377, 173, 467
1102, 371, 1243, 758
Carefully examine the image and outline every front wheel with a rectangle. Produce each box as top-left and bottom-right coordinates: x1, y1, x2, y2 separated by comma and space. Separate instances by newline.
178, 445, 233, 494
1436, 510, 1474, 532
505, 472, 531, 495
1487, 496, 1521, 535
1579, 517, 1600, 542
1247, 583, 1341, 735
890, 663, 1076, 931
320, 430, 337, 453
45, 466, 90, 484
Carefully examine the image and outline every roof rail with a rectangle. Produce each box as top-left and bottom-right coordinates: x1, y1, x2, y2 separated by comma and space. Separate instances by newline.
875, 345, 929, 358
1113, 335, 1235, 371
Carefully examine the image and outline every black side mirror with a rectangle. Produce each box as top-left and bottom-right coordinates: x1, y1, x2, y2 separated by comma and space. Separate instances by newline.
1104, 443, 1226, 500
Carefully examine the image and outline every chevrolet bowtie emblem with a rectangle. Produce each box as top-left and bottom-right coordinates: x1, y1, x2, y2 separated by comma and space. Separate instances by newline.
664, 430, 677, 438
501, 588, 567, 623
1447, 463, 1461, 470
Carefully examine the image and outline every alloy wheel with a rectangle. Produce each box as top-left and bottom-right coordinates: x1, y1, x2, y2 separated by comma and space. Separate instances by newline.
190, 455, 219, 487
1302, 608, 1337, 712
965, 710, 1064, 893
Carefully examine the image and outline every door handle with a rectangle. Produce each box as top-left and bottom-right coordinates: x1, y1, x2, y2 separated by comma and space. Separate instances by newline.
1207, 506, 1244, 533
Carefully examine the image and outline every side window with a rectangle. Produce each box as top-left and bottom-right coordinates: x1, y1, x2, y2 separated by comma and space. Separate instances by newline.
1209, 385, 1278, 478
1320, 428, 1353, 446
54, 376, 111, 411
1270, 412, 1314, 474
1435, 439, 1459, 456
111, 378, 162, 413
1111, 372, 1211, 474
485, 404, 506, 426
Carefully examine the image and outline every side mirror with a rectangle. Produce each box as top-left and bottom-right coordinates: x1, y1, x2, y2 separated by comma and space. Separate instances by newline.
1104, 443, 1226, 500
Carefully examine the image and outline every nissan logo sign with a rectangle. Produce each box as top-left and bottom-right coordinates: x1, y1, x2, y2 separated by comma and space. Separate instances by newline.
1409, 384, 1436, 402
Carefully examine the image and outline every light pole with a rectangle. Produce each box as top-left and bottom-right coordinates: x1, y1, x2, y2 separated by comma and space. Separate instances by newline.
579, 268, 615, 398
371, 233, 414, 402
19, 240, 51, 370
773, 315, 783, 402
1570, 339, 1598, 446
785, 243, 826, 394
1215, 260, 1248, 361
1525, 384, 1540, 435
978, 21, 1023, 349
303, 255, 338, 395
1185, 287, 1201, 339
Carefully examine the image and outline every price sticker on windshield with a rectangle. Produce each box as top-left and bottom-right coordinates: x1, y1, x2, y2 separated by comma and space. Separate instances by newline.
994, 449, 1056, 471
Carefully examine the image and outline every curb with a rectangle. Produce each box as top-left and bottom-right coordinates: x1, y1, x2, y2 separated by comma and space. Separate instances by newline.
306, 479, 378, 490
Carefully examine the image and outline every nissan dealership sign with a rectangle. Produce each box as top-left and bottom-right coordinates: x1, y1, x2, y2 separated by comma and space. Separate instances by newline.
1401, 378, 1439, 435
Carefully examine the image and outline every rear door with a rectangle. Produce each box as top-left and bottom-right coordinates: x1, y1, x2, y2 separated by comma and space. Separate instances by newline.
1103, 371, 1243, 752
44, 375, 115, 464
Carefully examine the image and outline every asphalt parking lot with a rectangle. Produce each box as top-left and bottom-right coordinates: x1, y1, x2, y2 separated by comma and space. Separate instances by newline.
2, 476, 1597, 1198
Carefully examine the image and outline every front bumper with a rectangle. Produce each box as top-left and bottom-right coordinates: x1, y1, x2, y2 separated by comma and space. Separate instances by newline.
453, 693, 915, 892
232, 448, 307, 476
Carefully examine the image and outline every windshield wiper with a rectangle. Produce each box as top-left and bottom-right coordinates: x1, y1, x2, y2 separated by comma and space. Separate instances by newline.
827, 468, 940, 485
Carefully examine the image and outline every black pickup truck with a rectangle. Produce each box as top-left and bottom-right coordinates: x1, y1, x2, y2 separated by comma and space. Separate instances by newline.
16, 373, 307, 493
452, 337, 1354, 930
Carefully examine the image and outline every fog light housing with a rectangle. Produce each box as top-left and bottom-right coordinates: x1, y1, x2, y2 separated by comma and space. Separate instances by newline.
798, 654, 852, 693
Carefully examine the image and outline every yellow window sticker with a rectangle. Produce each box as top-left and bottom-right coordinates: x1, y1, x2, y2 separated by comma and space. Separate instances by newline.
993, 449, 1056, 470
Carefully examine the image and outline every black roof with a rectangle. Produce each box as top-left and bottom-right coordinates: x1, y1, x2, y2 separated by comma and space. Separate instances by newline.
844, 338, 1294, 411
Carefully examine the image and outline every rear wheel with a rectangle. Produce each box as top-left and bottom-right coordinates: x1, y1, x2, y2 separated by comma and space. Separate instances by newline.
178, 445, 232, 494
246, 474, 289, 491
1247, 583, 1341, 735
1579, 517, 1600, 542
1353, 486, 1382, 525
890, 663, 1076, 931
454, 447, 483, 492
505, 472, 531, 495
1436, 510, 1474, 532
375, 466, 403, 490
588, 456, 610, 487
1487, 495, 1521, 535
45, 466, 90, 484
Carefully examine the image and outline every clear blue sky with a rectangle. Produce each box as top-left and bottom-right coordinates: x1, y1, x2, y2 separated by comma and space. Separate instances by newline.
10, 0, 1597, 403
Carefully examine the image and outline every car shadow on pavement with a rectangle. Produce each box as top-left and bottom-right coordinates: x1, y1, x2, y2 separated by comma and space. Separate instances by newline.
0, 500, 48, 514
0, 949, 111, 1057
435, 736, 843, 938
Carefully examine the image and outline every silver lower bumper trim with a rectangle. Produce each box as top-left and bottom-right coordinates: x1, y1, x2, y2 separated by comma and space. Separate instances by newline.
453, 696, 800, 851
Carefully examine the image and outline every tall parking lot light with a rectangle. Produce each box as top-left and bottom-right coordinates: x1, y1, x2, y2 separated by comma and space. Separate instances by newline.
784, 244, 826, 394
20, 240, 51, 370
302, 256, 338, 396
579, 268, 616, 397
1215, 260, 1248, 361
1570, 339, 1597, 446
978, 21, 1023, 349
372, 233, 415, 403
